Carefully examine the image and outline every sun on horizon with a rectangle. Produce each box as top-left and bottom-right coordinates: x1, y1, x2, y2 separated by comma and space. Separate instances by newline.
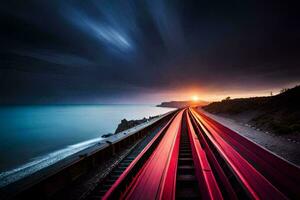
191, 95, 200, 102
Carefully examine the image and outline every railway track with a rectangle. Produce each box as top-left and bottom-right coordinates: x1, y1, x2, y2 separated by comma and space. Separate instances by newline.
85, 123, 169, 199
190, 108, 300, 199
176, 113, 200, 199
85, 108, 300, 200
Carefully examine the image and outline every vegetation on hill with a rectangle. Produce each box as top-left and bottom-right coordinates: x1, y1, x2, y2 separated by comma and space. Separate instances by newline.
203, 86, 300, 134
101, 116, 159, 138
114, 116, 159, 133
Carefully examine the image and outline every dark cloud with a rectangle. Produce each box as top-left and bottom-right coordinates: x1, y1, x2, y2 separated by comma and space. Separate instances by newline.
0, 0, 299, 103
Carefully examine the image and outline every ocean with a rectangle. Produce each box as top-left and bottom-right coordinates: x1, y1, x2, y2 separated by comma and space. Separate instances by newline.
0, 105, 175, 187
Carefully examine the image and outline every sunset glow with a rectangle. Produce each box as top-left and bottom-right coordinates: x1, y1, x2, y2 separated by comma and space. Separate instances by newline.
191, 95, 199, 102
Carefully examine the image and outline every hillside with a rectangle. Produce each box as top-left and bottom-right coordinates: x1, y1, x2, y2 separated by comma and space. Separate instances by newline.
203, 86, 300, 134
114, 115, 158, 133
157, 100, 209, 108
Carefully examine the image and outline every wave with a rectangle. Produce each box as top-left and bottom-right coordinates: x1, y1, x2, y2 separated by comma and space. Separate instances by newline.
0, 137, 103, 188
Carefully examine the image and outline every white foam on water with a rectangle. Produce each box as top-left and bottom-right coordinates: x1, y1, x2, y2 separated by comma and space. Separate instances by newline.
0, 114, 167, 188
0, 137, 103, 187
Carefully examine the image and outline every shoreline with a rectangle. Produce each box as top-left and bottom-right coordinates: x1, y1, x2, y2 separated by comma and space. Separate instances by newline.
0, 105, 175, 176
0, 111, 170, 188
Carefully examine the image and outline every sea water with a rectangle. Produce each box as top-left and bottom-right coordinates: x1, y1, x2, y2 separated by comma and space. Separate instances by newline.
0, 105, 175, 187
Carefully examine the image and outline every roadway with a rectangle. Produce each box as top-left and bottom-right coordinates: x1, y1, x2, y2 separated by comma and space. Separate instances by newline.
86, 108, 300, 200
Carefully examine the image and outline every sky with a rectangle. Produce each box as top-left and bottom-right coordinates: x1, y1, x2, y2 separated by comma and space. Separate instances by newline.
0, 0, 299, 104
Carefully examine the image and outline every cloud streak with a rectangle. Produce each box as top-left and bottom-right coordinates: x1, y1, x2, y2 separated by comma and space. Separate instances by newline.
64, 6, 133, 53
0, 0, 299, 103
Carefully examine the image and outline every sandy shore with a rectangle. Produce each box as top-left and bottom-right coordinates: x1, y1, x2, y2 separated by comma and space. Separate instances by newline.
199, 109, 300, 166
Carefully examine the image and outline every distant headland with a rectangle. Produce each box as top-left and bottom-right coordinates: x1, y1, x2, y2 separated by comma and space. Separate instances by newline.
157, 100, 209, 108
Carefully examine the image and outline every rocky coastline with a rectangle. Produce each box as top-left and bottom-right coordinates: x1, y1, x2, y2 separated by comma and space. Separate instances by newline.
101, 115, 159, 138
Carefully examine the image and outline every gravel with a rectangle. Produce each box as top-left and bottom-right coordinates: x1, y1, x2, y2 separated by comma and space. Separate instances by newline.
199, 109, 300, 166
